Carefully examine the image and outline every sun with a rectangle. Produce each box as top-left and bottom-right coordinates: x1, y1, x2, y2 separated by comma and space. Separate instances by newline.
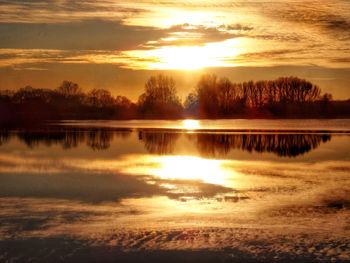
141, 39, 241, 70
123, 38, 244, 70
182, 119, 200, 130
149, 46, 216, 70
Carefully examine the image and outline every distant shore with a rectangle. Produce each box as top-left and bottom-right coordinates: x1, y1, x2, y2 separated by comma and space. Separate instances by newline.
1, 75, 350, 124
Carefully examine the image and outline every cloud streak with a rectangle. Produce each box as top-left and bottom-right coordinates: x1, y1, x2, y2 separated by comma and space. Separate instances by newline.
0, 0, 349, 98
0, 21, 251, 51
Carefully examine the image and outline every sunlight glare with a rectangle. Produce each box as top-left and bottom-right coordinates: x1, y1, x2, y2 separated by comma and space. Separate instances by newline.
120, 155, 233, 187
122, 8, 232, 28
150, 156, 230, 186
126, 39, 243, 70
182, 120, 200, 130
149, 46, 217, 70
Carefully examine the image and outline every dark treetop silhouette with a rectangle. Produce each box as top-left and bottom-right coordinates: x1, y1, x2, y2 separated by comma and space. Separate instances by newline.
0, 75, 349, 123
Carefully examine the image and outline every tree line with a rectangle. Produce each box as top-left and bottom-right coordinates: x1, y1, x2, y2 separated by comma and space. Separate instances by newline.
0, 74, 349, 123
188, 75, 328, 117
0, 80, 137, 122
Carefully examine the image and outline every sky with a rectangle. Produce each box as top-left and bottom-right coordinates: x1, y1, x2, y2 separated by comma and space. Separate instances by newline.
0, 0, 349, 100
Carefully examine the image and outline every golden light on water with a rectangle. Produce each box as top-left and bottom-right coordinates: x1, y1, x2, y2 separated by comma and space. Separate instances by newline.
143, 155, 232, 186
158, 156, 224, 185
182, 119, 200, 130
71, 154, 238, 189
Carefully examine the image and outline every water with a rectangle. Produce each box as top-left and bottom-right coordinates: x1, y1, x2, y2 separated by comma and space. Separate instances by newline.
60, 119, 350, 131
0, 120, 349, 262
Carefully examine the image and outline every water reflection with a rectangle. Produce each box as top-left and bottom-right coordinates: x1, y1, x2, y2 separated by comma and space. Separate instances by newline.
17, 129, 86, 149
182, 119, 200, 130
0, 130, 9, 146
192, 133, 331, 157
0, 126, 349, 262
0, 128, 332, 157
0, 155, 234, 203
0, 128, 131, 150
86, 130, 115, 150
125, 155, 232, 187
138, 131, 180, 154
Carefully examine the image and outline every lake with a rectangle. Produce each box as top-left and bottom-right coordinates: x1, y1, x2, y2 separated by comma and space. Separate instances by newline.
0, 120, 349, 262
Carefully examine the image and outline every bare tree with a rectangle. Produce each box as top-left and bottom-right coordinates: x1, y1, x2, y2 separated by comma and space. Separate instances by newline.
57, 81, 82, 97
86, 89, 114, 107
138, 75, 182, 117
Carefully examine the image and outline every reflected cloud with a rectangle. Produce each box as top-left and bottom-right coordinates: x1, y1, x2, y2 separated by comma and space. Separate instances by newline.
126, 155, 233, 187
0, 157, 234, 203
0, 171, 164, 203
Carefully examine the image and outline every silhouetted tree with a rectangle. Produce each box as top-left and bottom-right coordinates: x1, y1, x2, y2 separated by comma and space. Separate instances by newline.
196, 74, 220, 117
217, 78, 244, 115
86, 89, 114, 107
322, 93, 333, 102
186, 75, 326, 117
114, 95, 137, 119
138, 75, 183, 118
57, 81, 82, 97
193, 74, 246, 117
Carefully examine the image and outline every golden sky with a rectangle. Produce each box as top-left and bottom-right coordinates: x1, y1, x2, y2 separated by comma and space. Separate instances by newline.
0, 0, 349, 99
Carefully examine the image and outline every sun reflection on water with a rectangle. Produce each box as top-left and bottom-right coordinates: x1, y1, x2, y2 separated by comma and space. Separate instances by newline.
152, 156, 226, 185
124, 155, 235, 188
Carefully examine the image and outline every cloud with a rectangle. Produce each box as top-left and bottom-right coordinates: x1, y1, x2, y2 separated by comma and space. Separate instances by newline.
143, 23, 251, 48
330, 58, 350, 63
0, 19, 253, 52
252, 33, 302, 43
262, 1, 350, 40
0, 0, 349, 87
0, 20, 255, 70
0, 19, 166, 51
236, 49, 305, 59
0, 0, 145, 23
